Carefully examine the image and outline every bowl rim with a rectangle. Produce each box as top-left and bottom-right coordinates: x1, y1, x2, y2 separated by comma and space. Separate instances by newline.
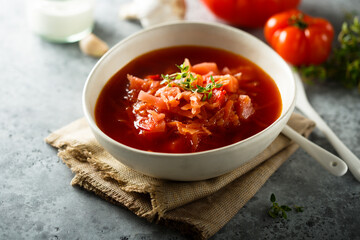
82, 21, 296, 157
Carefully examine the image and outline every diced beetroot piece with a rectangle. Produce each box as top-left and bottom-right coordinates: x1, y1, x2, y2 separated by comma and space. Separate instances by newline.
146, 74, 162, 80
128, 74, 151, 91
182, 58, 192, 71
211, 74, 238, 93
223, 75, 239, 93
137, 117, 166, 133
211, 89, 227, 106
136, 110, 166, 134
147, 110, 165, 122
192, 62, 219, 75
237, 95, 255, 120
223, 99, 234, 120
155, 86, 181, 108
138, 90, 167, 110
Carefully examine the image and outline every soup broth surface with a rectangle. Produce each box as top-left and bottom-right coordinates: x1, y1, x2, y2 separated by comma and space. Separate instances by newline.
95, 46, 282, 153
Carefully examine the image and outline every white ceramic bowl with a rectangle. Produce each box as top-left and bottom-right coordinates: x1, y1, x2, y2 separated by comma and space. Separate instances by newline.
83, 21, 296, 181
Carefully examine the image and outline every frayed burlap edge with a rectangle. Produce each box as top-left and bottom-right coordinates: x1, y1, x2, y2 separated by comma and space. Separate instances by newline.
45, 113, 315, 239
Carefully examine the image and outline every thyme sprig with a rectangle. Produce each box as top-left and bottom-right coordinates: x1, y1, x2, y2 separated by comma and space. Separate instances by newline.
268, 193, 292, 219
268, 193, 304, 219
197, 76, 223, 101
294, 205, 304, 213
160, 63, 223, 101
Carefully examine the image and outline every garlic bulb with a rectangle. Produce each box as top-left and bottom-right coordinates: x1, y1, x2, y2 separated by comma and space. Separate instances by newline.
119, 0, 186, 28
79, 34, 109, 58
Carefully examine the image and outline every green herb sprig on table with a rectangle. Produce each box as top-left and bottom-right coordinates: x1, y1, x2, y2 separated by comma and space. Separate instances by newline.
294, 205, 304, 213
268, 193, 304, 219
161, 63, 223, 101
268, 193, 292, 219
297, 15, 360, 91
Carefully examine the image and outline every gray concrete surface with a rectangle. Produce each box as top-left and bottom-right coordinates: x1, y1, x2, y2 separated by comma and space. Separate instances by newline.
1, 0, 360, 239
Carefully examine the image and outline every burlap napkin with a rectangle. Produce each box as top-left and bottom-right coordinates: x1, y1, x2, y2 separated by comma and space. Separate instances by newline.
45, 113, 315, 239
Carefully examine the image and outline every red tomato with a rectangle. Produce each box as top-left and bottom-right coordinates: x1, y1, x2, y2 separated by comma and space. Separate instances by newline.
201, 0, 301, 28
264, 9, 334, 65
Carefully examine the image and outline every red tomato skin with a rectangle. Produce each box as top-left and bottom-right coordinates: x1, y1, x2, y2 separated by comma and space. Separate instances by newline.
264, 9, 300, 43
305, 20, 334, 65
201, 0, 301, 28
273, 27, 308, 66
264, 10, 334, 66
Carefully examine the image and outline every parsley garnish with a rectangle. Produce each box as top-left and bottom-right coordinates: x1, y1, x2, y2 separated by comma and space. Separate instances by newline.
268, 193, 304, 219
160, 62, 223, 101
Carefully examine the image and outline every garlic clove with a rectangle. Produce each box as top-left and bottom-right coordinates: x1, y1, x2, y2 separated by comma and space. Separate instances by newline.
118, 1, 140, 20
119, 0, 186, 28
79, 33, 109, 58
168, 0, 186, 19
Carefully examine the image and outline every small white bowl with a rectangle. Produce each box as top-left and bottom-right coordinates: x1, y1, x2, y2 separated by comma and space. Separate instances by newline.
83, 21, 296, 181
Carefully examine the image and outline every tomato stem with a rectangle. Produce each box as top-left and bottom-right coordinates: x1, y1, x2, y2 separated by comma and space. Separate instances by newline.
289, 14, 308, 29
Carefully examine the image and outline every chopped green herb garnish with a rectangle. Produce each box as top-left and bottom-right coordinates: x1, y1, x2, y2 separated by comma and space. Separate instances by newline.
160, 62, 223, 101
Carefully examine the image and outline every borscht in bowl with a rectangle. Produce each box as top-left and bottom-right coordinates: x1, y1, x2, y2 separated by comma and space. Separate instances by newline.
83, 22, 295, 181
95, 46, 282, 153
